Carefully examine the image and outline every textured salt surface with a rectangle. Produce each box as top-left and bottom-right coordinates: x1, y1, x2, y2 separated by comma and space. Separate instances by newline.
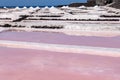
0, 31, 120, 48
0, 47, 120, 80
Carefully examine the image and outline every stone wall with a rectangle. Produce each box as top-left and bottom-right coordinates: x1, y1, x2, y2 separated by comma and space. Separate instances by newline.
69, 0, 96, 7
94, 0, 114, 6
109, 0, 120, 9
68, 0, 120, 9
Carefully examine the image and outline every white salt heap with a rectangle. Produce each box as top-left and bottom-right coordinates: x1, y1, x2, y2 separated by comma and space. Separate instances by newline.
23, 6, 27, 9
0, 6, 120, 37
61, 6, 69, 9
15, 6, 21, 10
44, 6, 49, 9
79, 5, 86, 9
35, 6, 40, 9
3, 6, 7, 9
29, 6, 34, 9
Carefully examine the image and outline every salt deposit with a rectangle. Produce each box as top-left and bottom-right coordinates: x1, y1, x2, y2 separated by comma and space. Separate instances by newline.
3, 6, 7, 9
0, 5, 120, 80
0, 6, 120, 36
15, 6, 21, 10
79, 5, 86, 9
35, 6, 40, 9
44, 6, 49, 9
0, 40, 120, 57
23, 6, 27, 9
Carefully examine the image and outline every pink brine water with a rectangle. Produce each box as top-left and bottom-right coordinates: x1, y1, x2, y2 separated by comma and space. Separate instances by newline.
0, 31, 120, 80
0, 31, 120, 48
0, 47, 120, 80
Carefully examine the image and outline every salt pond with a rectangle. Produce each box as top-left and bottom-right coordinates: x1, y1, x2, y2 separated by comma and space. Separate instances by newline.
0, 47, 120, 80
0, 31, 120, 48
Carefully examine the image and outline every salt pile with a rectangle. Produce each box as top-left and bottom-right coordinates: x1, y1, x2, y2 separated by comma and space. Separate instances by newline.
79, 5, 86, 9
35, 6, 40, 9
44, 6, 49, 9
3, 6, 7, 9
23, 6, 27, 9
15, 6, 21, 10
93, 5, 101, 10
29, 6, 34, 9
61, 6, 69, 9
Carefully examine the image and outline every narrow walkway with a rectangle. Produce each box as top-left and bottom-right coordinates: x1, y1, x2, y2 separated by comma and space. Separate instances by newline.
0, 40, 120, 57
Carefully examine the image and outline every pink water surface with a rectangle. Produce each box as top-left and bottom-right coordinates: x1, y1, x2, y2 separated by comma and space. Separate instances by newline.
0, 31, 120, 48
0, 47, 120, 80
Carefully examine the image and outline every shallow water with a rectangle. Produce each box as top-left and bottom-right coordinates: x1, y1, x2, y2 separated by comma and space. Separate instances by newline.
0, 47, 120, 80
0, 31, 120, 48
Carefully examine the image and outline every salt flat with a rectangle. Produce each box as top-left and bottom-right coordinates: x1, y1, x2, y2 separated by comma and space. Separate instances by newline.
0, 6, 120, 37
0, 6, 120, 80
